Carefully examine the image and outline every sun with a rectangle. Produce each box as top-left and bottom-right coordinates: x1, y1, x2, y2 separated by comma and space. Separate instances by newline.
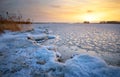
83, 15, 96, 22
80, 13, 103, 22
75, 13, 104, 23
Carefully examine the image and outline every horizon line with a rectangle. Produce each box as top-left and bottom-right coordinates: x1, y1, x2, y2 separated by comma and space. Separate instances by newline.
32, 21, 120, 24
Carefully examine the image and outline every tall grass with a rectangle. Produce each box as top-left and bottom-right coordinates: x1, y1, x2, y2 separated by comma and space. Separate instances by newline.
0, 12, 32, 33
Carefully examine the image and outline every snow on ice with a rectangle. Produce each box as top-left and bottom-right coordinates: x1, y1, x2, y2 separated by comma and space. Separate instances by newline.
0, 25, 120, 77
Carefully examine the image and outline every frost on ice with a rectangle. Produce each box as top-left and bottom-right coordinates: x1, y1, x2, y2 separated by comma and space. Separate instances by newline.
0, 26, 120, 77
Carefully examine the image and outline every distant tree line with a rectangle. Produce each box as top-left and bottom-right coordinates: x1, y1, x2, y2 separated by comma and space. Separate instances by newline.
100, 21, 120, 24
83, 21, 90, 24
0, 12, 32, 24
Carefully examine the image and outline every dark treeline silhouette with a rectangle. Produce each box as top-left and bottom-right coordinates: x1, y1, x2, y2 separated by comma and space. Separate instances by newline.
83, 21, 90, 24
100, 21, 120, 24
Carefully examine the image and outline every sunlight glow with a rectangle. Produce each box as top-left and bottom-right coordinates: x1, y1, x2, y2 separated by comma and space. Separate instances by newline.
80, 13, 104, 22
0, 0, 120, 22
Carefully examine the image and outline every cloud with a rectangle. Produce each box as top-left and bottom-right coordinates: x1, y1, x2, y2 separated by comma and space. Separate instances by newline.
86, 10, 93, 13
50, 5, 61, 8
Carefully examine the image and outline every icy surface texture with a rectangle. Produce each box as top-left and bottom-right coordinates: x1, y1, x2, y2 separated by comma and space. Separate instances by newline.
0, 24, 120, 77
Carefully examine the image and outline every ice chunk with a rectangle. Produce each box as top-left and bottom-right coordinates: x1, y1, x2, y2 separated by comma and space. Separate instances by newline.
64, 54, 120, 77
48, 35, 56, 39
27, 34, 56, 41
27, 34, 48, 41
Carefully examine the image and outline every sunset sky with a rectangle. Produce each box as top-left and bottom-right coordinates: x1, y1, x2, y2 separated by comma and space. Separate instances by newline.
0, 0, 120, 22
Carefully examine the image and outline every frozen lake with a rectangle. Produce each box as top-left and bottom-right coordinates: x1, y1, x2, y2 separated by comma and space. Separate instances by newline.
34, 23, 120, 66
0, 23, 120, 77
